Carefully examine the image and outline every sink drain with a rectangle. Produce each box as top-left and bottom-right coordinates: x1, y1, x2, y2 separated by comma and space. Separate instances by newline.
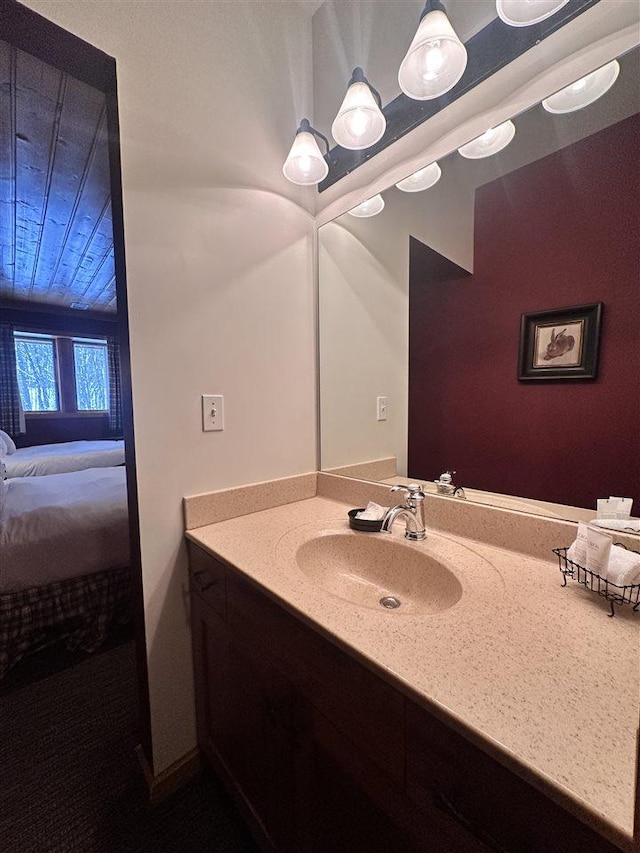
379, 596, 401, 610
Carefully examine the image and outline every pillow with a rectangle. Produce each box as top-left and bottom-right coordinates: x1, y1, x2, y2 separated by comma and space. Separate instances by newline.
0, 429, 16, 454
0, 435, 6, 457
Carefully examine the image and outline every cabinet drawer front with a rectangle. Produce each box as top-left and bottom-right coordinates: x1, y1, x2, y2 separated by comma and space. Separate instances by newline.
226, 572, 405, 786
188, 543, 226, 617
406, 704, 617, 853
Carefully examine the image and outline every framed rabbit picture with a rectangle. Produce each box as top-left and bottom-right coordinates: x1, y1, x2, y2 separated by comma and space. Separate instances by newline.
518, 303, 603, 381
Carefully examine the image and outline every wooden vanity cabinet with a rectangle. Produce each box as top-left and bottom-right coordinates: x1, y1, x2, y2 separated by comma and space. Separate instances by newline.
188, 543, 619, 853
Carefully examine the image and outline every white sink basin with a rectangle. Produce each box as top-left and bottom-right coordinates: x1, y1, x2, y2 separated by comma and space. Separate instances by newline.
292, 531, 463, 613
273, 516, 510, 615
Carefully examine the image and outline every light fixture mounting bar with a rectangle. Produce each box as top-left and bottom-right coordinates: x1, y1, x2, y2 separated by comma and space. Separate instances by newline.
318, 0, 600, 192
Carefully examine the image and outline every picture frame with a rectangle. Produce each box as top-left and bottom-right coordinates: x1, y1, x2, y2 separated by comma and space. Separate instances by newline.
518, 303, 603, 381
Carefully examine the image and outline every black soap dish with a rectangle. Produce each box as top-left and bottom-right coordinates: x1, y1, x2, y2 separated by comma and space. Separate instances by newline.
348, 508, 383, 532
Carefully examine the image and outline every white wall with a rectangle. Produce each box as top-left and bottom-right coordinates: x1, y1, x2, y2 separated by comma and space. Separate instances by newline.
319, 166, 474, 475
23, 0, 317, 774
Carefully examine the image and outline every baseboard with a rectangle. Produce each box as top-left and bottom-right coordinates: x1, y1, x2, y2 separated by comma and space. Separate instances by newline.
135, 744, 202, 804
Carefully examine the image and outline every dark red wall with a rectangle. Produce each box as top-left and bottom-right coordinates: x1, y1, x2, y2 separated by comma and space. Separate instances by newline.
408, 114, 640, 510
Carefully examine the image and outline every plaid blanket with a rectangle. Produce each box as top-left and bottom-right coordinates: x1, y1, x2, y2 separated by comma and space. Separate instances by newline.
0, 565, 131, 679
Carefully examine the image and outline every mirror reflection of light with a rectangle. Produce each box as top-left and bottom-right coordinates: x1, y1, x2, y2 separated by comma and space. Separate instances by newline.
347, 194, 385, 218
395, 161, 442, 193
496, 0, 570, 27
542, 61, 620, 114
457, 119, 516, 159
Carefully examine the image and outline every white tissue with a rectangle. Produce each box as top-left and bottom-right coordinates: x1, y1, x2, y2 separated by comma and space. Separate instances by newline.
356, 501, 388, 521
566, 521, 588, 567
603, 545, 640, 587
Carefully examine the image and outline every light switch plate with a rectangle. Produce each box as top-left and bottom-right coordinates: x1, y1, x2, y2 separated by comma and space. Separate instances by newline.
377, 396, 388, 421
202, 394, 224, 431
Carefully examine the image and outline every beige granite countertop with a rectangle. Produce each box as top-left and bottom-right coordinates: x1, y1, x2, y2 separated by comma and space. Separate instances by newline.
186, 492, 639, 850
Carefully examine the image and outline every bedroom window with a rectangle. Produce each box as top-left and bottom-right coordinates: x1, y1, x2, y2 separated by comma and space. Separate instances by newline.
14, 333, 59, 412
14, 332, 109, 415
73, 339, 109, 411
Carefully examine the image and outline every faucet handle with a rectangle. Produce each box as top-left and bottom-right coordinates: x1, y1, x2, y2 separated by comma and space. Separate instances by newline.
390, 483, 425, 501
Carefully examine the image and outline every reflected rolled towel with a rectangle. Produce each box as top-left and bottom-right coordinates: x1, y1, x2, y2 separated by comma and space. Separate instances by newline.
356, 501, 388, 521
591, 518, 640, 534
604, 545, 640, 587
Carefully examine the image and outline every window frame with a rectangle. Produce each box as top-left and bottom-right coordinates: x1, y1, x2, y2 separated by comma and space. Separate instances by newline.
14, 329, 110, 418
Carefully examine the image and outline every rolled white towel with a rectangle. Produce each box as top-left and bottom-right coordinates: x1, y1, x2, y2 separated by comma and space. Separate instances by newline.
605, 545, 640, 587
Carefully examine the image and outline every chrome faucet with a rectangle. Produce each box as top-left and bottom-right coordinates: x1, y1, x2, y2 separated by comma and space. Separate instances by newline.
434, 471, 466, 499
381, 484, 426, 541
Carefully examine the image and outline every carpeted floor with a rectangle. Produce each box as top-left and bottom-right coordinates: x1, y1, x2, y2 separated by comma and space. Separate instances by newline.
0, 640, 260, 853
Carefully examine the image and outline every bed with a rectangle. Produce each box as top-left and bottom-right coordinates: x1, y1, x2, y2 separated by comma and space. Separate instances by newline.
0, 466, 131, 678
2, 439, 125, 478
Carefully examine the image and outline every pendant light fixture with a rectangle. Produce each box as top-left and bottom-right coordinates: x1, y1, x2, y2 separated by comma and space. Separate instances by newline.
347, 194, 385, 218
395, 161, 442, 193
331, 68, 386, 150
458, 120, 516, 159
542, 60, 620, 114
282, 119, 329, 186
398, 0, 467, 101
496, 0, 570, 27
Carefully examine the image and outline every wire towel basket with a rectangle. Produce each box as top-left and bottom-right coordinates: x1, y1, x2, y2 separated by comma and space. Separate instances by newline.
553, 545, 640, 617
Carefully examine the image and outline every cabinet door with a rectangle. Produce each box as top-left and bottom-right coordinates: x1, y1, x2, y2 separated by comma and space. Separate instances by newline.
191, 593, 296, 850
290, 698, 481, 853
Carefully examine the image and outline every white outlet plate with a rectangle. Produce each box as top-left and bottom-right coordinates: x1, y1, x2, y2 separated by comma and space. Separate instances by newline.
377, 396, 388, 421
202, 394, 224, 431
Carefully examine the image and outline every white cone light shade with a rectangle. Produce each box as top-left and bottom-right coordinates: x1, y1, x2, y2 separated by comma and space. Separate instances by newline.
347, 194, 385, 218
542, 61, 620, 114
398, 10, 467, 101
395, 161, 442, 193
332, 81, 386, 150
282, 130, 328, 185
496, 0, 570, 26
458, 120, 516, 159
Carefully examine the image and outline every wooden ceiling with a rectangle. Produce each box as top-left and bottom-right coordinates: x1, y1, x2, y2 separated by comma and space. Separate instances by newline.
0, 40, 116, 313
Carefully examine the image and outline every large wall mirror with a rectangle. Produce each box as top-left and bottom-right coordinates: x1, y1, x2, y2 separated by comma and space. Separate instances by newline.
0, 2, 151, 764
319, 45, 639, 524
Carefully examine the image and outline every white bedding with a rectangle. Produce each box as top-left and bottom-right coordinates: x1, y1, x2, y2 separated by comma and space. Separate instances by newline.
0, 467, 129, 593
4, 440, 125, 478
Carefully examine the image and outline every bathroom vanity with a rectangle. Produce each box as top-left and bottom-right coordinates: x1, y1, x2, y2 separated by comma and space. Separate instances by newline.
185, 474, 639, 853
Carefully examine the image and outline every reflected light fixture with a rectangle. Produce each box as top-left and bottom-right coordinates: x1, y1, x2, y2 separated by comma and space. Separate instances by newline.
496, 0, 570, 27
398, 0, 467, 101
347, 194, 385, 218
395, 161, 442, 193
458, 120, 516, 158
331, 67, 386, 150
282, 118, 329, 185
542, 60, 620, 114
